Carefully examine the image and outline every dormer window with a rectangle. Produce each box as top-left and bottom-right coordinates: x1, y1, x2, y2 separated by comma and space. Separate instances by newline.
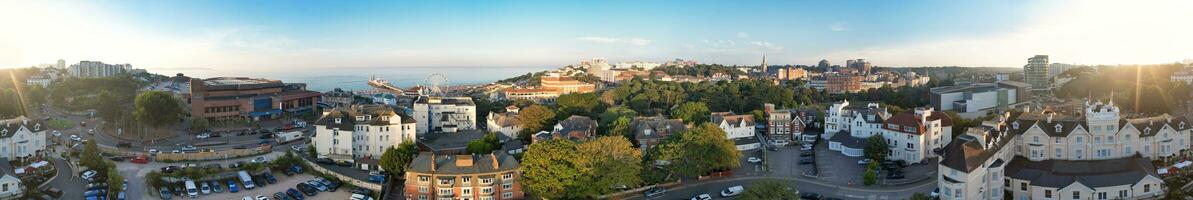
1181, 122, 1186, 129
335, 118, 342, 124
1144, 127, 1152, 134
1054, 124, 1063, 132
356, 116, 365, 121
1012, 121, 1020, 129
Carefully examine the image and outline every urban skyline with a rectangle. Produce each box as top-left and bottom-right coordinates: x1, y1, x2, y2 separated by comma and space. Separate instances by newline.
2, 0, 1192, 76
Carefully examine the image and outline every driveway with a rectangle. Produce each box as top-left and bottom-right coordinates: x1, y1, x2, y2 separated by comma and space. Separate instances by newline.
41, 157, 86, 199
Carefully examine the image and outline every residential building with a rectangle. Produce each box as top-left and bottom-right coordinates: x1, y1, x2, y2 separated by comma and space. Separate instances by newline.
846, 59, 872, 74
533, 115, 597, 143
632, 117, 687, 151
930, 82, 1021, 117
826, 74, 863, 94
1171, 67, 1193, 85
663, 58, 698, 67
68, 60, 132, 78
764, 103, 817, 143
0, 116, 47, 161
877, 107, 954, 163
372, 93, 398, 106
614, 61, 661, 70
710, 112, 755, 140
312, 105, 417, 166
824, 100, 892, 158
323, 88, 356, 108
405, 152, 524, 200
1024, 55, 1051, 91
24, 75, 51, 87
413, 96, 477, 135
486, 106, 522, 140
937, 101, 1183, 200
189, 77, 321, 121
0, 159, 21, 198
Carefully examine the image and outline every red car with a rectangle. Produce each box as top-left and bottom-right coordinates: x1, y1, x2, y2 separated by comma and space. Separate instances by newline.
130, 155, 149, 164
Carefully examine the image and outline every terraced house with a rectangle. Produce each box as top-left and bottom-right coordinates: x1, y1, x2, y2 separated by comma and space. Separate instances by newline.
313, 104, 417, 167
405, 152, 524, 200
938, 101, 1185, 200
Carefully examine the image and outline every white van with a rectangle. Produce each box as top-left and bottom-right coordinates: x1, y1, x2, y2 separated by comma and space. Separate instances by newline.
185, 180, 199, 197
238, 171, 256, 190
720, 185, 743, 197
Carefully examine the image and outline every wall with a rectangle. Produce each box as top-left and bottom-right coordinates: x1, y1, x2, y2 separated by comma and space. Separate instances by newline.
301, 158, 382, 191
153, 146, 272, 161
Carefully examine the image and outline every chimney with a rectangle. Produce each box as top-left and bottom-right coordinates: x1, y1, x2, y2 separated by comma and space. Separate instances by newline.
1047, 113, 1054, 123
456, 155, 474, 167
430, 154, 436, 172
490, 153, 499, 170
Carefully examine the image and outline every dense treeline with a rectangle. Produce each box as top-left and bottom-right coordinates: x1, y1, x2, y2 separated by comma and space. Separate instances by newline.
1056, 63, 1192, 114
653, 64, 748, 77
601, 78, 810, 116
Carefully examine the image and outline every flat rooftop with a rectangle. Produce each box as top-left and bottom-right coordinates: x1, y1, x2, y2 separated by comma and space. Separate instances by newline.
201, 77, 285, 90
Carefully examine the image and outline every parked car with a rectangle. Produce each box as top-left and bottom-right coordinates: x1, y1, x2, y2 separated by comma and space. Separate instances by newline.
800, 145, 813, 151
227, 180, 240, 193
81, 170, 98, 181
643, 186, 666, 197
800, 151, 815, 157
368, 171, 386, 183
720, 185, 744, 197
800, 192, 824, 200
263, 172, 278, 184
148, 148, 159, 154
229, 161, 244, 168
291, 145, 303, 152
180, 145, 198, 152
335, 160, 353, 166
306, 180, 329, 191
130, 155, 149, 164
350, 193, 375, 200
200, 181, 211, 194
274, 192, 294, 200
931, 188, 940, 198
52, 130, 62, 137
691, 193, 712, 200
287, 188, 307, 200
70, 135, 82, 142
42, 187, 63, 198
251, 156, 267, 163
159, 187, 173, 200
747, 157, 763, 163
857, 159, 873, 165
161, 166, 180, 173
290, 164, 304, 174
296, 183, 319, 196
196, 133, 210, 139
799, 158, 815, 165
210, 181, 223, 193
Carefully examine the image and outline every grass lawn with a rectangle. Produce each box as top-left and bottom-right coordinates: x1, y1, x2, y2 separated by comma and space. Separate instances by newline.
48, 119, 75, 129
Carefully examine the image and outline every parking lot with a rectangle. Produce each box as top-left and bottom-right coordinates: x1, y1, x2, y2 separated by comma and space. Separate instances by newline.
195, 173, 352, 200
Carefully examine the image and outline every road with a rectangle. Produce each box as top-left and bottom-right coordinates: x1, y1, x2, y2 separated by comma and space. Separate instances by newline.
627, 175, 936, 200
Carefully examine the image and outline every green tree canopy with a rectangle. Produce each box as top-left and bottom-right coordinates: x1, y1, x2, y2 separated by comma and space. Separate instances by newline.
134, 91, 184, 127
739, 180, 798, 200
466, 132, 502, 154
672, 102, 710, 124
864, 135, 890, 162
379, 141, 418, 177
598, 106, 637, 135
516, 104, 556, 141
521, 139, 581, 199
555, 93, 606, 118
521, 136, 644, 198
648, 123, 742, 178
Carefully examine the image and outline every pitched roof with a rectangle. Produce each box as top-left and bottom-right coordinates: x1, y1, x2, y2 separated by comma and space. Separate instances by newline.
488, 112, 520, 127
1005, 154, 1158, 188
828, 131, 867, 149
711, 112, 754, 128
1, 116, 45, 138
551, 115, 597, 140
882, 110, 952, 135
313, 104, 413, 130
407, 152, 520, 175
941, 125, 1014, 173
632, 117, 687, 141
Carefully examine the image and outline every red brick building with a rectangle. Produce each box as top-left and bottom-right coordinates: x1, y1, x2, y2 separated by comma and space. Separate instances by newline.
405, 152, 524, 200
826, 74, 863, 94
189, 77, 321, 122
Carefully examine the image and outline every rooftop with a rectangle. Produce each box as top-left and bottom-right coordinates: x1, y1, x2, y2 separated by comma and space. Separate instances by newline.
1005, 155, 1158, 188
1, 116, 45, 138
408, 152, 519, 175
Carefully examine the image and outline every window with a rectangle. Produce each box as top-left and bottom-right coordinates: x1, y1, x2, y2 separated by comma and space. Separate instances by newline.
1106, 125, 1114, 132
418, 195, 427, 200
1072, 191, 1080, 199
482, 187, 493, 194
1045, 190, 1052, 198
462, 177, 472, 184
481, 178, 493, 184
1076, 149, 1083, 159
462, 188, 472, 195
503, 192, 513, 199
1107, 136, 1114, 143
1094, 136, 1101, 143
502, 183, 512, 189
1034, 136, 1040, 143
1076, 137, 1083, 143
1055, 124, 1062, 132
1055, 148, 1063, 157
1055, 138, 1062, 144
1005, 179, 1010, 187
419, 176, 430, 182
1021, 183, 1027, 191
1145, 184, 1151, 192
1097, 192, 1107, 200
418, 186, 428, 193
907, 143, 914, 149
1119, 190, 1127, 197
503, 173, 514, 180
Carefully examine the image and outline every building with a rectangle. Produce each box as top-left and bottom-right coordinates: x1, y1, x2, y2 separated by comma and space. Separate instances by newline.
189, 77, 322, 121
632, 117, 687, 151
826, 74, 863, 94
824, 101, 891, 158
0, 116, 47, 161
372, 93, 398, 106
1171, 67, 1193, 85
710, 112, 755, 140
502, 74, 596, 103
936, 101, 1184, 200
614, 61, 661, 70
0, 159, 21, 198
405, 152, 524, 200
846, 59, 872, 74
663, 58, 698, 67
143, 73, 192, 102
68, 61, 132, 78
413, 96, 477, 135
764, 104, 817, 143
533, 115, 597, 143
1024, 55, 1051, 91
930, 83, 1020, 116
774, 67, 808, 80
24, 74, 51, 87
876, 107, 954, 163
323, 88, 356, 108
312, 105, 417, 166
486, 106, 522, 140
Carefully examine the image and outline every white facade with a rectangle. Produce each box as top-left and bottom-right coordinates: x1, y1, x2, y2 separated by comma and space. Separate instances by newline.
1172, 68, 1193, 85
313, 105, 417, 161
25, 75, 51, 87
711, 112, 755, 140
0, 174, 20, 199
0, 117, 47, 160
413, 96, 477, 135
486, 106, 522, 139
68, 61, 131, 78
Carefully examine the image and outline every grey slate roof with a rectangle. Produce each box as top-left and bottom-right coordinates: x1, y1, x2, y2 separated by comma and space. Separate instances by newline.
0, 116, 45, 138
1005, 155, 1158, 188
632, 117, 687, 141
407, 152, 519, 175
941, 125, 1014, 173
314, 104, 414, 130
828, 131, 867, 149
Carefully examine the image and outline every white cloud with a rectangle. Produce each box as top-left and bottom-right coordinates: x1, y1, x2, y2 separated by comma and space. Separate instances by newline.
736, 32, 750, 38
749, 41, 784, 51
576, 36, 652, 46
829, 22, 848, 32
821, 0, 1193, 67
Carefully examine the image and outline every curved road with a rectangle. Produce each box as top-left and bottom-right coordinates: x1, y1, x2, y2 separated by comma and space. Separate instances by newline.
626, 174, 935, 200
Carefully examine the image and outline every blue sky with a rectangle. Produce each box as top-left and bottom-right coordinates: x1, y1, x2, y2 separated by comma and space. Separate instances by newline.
2, 0, 1190, 75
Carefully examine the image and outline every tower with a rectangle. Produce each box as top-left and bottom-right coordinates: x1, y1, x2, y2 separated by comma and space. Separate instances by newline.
1024, 55, 1051, 91
760, 54, 768, 73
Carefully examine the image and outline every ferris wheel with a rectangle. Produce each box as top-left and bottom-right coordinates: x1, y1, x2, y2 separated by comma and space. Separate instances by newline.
425, 73, 448, 95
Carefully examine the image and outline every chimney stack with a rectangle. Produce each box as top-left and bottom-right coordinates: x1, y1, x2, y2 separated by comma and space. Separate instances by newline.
430, 154, 436, 172
456, 155, 474, 167
490, 153, 499, 170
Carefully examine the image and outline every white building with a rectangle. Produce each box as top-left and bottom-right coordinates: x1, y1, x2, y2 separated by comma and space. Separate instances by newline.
1171, 67, 1193, 85
0, 116, 47, 161
0, 159, 21, 199
486, 106, 522, 139
938, 101, 1188, 200
412, 96, 477, 135
878, 107, 953, 163
312, 105, 417, 163
614, 61, 661, 70
825, 100, 891, 157
710, 112, 755, 140
930, 83, 1020, 116
68, 61, 132, 78
25, 75, 51, 87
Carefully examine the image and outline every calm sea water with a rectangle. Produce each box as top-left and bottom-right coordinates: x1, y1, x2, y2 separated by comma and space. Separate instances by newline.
153, 66, 553, 92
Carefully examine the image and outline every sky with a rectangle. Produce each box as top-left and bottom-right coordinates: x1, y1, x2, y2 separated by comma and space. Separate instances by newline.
1, 0, 1191, 76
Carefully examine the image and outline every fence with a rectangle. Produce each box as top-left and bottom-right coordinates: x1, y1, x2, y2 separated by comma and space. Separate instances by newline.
301, 157, 383, 191
153, 146, 273, 161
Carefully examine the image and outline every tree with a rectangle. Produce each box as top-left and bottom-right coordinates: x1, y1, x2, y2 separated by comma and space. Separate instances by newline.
81, 140, 104, 171
648, 123, 741, 178
379, 141, 417, 177
107, 167, 124, 199
466, 132, 502, 154
95, 90, 124, 122
749, 110, 766, 123
863, 162, 879, 186
521, 139, 582, 199
556, 93, 606, 118
606, 116, 634, 138
134, 91, 183, 127
189, 117, 210, 133
572, 136, 643, 196
517, 104, 556, 141
739, 180, 798, 200
598, 106, 637, 135
672, 102, 710, 124
864, 135, 890, 162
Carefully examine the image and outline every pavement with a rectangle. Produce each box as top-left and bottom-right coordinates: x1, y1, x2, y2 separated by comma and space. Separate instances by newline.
40, 157, 86, 199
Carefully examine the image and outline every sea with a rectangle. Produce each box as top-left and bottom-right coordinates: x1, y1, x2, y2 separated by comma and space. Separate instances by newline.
152, 66, 553, 92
